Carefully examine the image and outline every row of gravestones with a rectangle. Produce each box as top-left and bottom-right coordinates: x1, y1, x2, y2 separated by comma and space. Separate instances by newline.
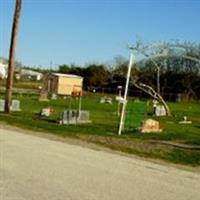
99, 96, 112, 104
59, 110, 91, 125
0, 99, 21, 112
40, 107, 91, 125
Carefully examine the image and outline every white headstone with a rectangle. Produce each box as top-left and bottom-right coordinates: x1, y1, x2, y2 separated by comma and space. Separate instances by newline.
106, 97, 112, 104
40, 108, 51, 117
100, 97, 106, 103
0, 99, 5, 111
155, 105, 166, 116
179, 116, 192, 124
51, 93, 57, 100
11, 100, 21, 111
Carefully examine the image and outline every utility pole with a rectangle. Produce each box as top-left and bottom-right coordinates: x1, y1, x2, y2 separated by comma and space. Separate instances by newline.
118, 52, 134, 136
5, 0, 22, 113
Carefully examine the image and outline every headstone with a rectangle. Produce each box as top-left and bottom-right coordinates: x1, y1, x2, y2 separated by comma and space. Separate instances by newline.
59, 110, 78, 125
39, 92, 49, 101
100, 97, 106, 103
155, 105, 166, 116
179, 116, 192, 124
59, 110, 68, 124
153, 99, 158, 114
141, 119, 162, 133
115, 96, 123, 102
11, 100, 21, 111
59, 110, 91, 125
106, 97, 112, 104
78, 111, 91, 123
100, 96, 112, 104
40, 107, 53, 117
51, 93, 57, 100
0, 99, 5, 112
71, 110, 79, 123
177, 93, 182, 102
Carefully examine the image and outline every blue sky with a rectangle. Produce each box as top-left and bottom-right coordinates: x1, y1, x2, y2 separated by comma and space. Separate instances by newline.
1, 0, 200, 68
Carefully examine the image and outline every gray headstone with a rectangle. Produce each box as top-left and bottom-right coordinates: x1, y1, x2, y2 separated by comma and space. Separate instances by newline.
11, 100, 21, 111
106, 97, 112, 104
0, 99, 5, 112
59, 110, 79, 125
79, 111, 90, 122
51, 93, 57, 100
59, 111, 67, 124
100, 97, 112, 104
39, 92, 49, 101
59, 110, 91, 125
100, 97, 106, 103
71, 110, 79, 124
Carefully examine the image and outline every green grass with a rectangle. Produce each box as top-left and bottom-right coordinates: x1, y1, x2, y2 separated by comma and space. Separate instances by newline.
0, 95, 119, 136
0, 93, 200, 166
125, 101, 147, 129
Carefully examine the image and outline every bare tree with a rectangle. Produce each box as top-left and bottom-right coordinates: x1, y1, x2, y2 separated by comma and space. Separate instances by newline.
129, 40, 200, 116
5, 0, 22, 113
132, 81, 171, 116
128, 41, 171, 116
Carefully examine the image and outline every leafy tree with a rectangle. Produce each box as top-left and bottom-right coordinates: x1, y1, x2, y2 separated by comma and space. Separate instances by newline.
58, 64, 70, 73
83, 64, 110, 86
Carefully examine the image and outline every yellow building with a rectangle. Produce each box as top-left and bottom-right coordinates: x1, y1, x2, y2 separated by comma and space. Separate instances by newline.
47, 73, 83, 96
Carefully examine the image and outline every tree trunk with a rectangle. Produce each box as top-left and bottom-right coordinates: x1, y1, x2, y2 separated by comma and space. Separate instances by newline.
5, 0, 22, 113
133, 81, 172, 116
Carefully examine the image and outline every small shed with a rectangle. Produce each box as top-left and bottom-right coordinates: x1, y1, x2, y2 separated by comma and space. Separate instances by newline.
46, 73, 83, 96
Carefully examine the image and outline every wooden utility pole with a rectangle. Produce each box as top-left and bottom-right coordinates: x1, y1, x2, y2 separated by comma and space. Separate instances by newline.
5, 0, 22, 113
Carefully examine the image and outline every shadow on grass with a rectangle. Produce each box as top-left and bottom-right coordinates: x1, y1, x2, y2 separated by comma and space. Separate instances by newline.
33, 113, 58, 124
42, 118, 58, 123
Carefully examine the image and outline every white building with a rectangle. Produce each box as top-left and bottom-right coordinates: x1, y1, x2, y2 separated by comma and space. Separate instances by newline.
0, 63, 7, 79
19, 69, 43, 81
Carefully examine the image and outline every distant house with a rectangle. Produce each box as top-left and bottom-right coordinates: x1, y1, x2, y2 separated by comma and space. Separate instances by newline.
0, 63, 7, 79
19, 69, 43, 81
46, 73, 83, 96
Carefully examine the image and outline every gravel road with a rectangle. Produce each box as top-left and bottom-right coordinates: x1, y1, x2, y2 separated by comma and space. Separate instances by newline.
0, 128, 200, 200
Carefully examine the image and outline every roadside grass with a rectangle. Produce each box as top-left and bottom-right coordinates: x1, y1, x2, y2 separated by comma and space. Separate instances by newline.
0, 93, 200, 166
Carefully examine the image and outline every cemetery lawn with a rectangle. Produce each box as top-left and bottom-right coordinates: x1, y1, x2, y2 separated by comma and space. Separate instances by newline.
0, 94, 200, 166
